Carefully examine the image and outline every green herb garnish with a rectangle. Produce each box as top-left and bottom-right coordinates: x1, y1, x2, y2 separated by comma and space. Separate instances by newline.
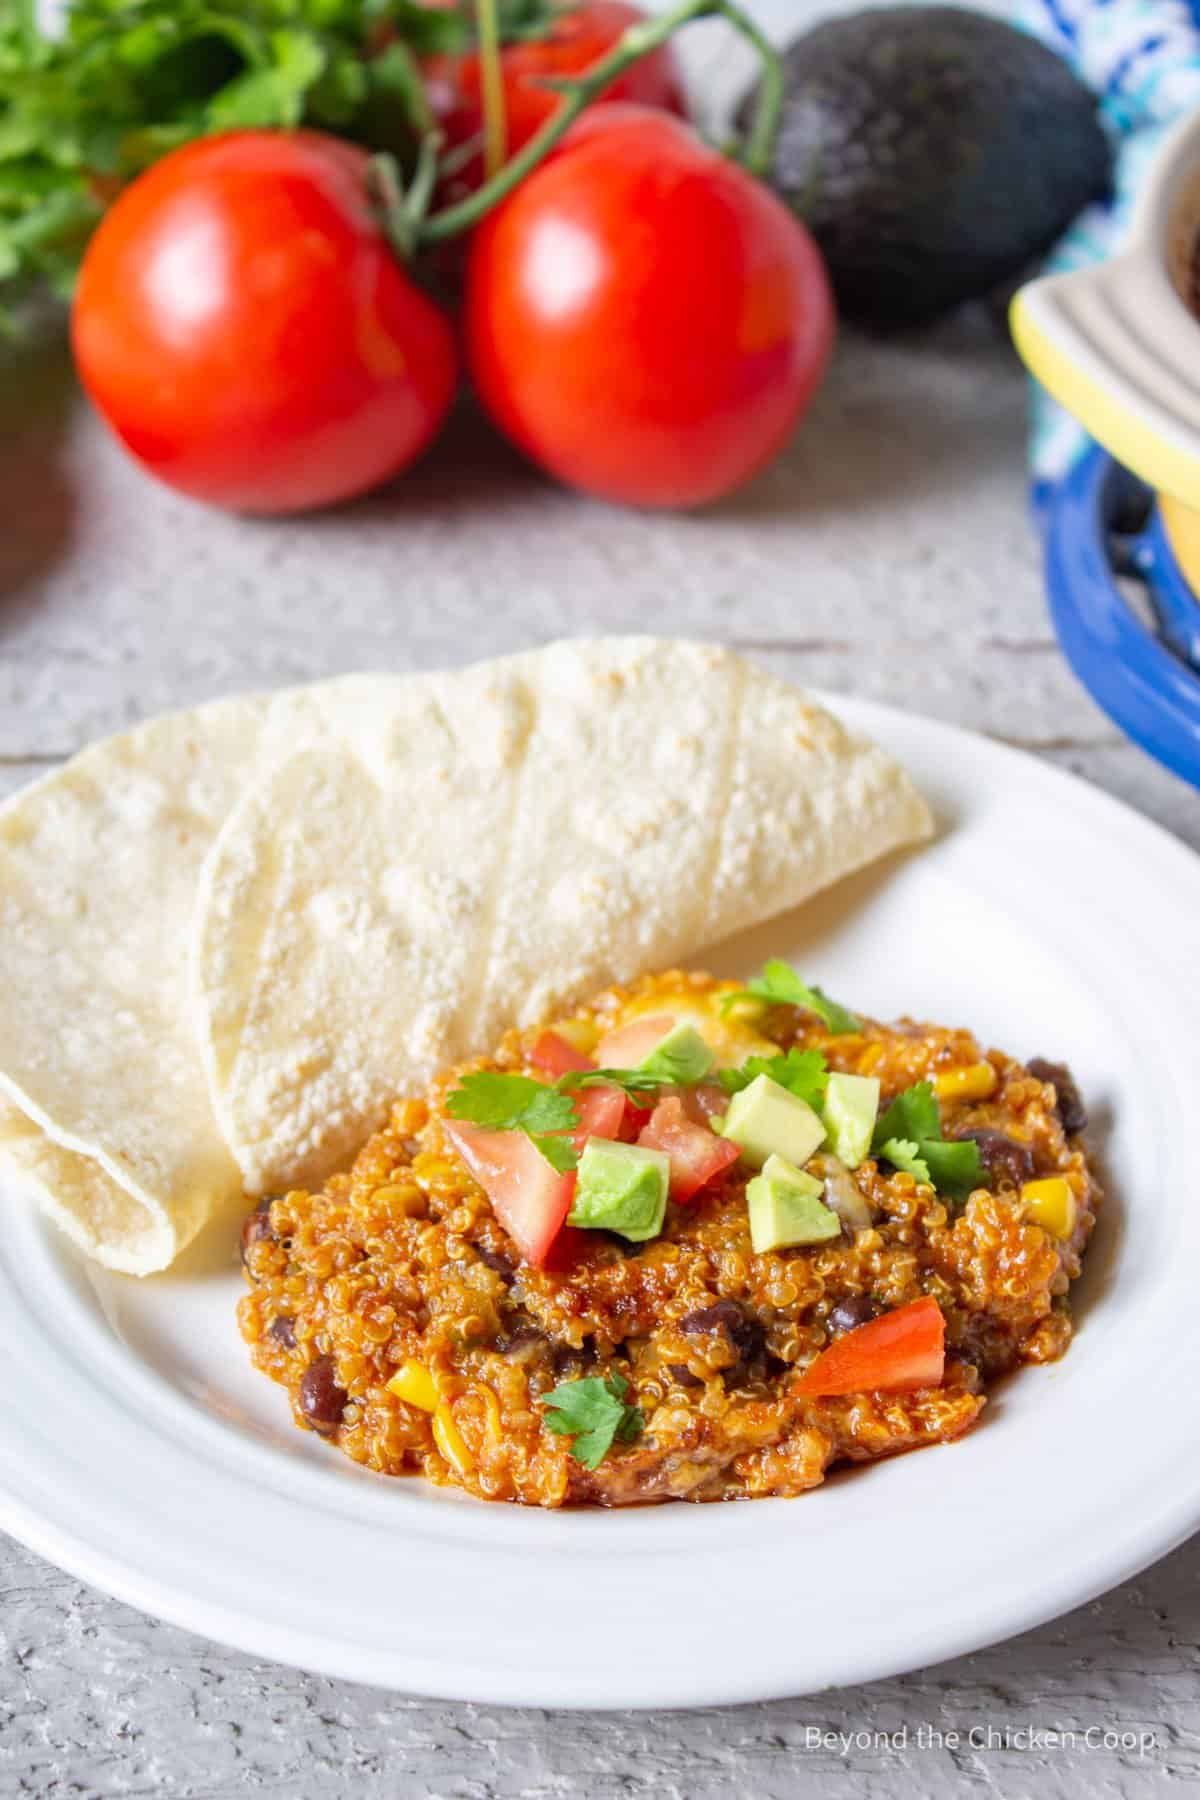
446, 1071, 581, 1173
541, 1370, 644, 1469
559, 1067, 664, 1102
718, 1047, 828, 1110
872, 1081, 983, 1200
718, 961, 860, 1034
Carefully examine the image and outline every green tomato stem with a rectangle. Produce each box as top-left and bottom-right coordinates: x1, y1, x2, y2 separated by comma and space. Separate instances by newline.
416, 0, 784, 247
476, 0, 509, 178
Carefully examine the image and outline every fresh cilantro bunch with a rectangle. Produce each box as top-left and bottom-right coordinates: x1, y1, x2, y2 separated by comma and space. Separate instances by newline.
872, 1081, 983, 1200
0, 0, 555, 320
541, 1370, 644, 1468
719, 961, 860, 1035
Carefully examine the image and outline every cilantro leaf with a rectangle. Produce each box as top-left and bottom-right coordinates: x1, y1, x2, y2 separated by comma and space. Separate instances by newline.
872, 1081, 984, 1200
447, 1071, 579, 1135
718, 961, 860, 1034
541, 1371, 644, 1470
528, 1133, 579, 1175
718, 1047, 828, 1109
446, 1071, 580, 1172
873, 1081, 940, 1147
913, 1137, 984, 1201
877, 1138, 931, 1185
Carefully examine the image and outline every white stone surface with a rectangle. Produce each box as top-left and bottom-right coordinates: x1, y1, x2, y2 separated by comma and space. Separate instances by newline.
2, 0, 1199, 1789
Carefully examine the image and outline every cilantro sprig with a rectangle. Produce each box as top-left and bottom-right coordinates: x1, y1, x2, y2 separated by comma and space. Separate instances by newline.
446, 1071, 581, 1173
541, 1370, 644, 1469
718, 1046, 828, 1109
871, 1081, 984, 1201
718, 962, 861, 1035
0, 0, 561, 322
559, 1068, 665, 1103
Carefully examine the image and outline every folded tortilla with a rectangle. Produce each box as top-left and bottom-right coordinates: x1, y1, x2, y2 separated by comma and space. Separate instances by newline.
193, 640, 933, 1198
0, 640, 931, 1274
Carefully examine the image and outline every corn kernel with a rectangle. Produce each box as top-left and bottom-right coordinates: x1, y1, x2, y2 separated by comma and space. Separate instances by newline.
553, 1017, 599, 1055
935, 1062, 997, 1101
1020, 1177, 1077, 1240
386, 1360, 438, 1412
433, 1406, 475, 1476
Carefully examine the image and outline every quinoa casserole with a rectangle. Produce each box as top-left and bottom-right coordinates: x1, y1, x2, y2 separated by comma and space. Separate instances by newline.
239, 965, 1098, 1507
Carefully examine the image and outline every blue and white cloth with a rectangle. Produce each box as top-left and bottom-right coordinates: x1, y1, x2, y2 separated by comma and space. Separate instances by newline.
1016, 0, 1200, 478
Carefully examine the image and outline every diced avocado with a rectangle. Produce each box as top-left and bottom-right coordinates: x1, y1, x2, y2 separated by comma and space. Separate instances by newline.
747, 1154, 841, 1252
721, 1073, 825, 1170
822, 1072, 880, 1168
636, 1022, 714, 1086
568, 1139, 670, 1242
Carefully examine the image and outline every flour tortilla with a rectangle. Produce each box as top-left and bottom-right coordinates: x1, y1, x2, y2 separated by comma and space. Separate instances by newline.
0, 677, 425, 1273
193, 640, 932, 1196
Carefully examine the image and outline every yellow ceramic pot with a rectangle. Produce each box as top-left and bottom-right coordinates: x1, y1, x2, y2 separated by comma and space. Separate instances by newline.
1011, 106, 1200, 562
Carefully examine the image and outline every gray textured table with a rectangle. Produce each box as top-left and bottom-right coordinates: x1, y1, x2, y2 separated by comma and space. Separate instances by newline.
3, 6, 1200, 1785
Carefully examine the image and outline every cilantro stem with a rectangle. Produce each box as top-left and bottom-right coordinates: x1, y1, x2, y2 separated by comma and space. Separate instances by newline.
417, 0, 784, 245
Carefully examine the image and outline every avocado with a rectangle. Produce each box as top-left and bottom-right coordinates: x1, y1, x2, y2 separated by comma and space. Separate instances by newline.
637, 1021, 714, 1086
568, 1139, 670, 1241
737, 6, 1112, 324
722, 1073, 826, 1170
747, 1154, 841, 1253
822, 1072, 880, 1168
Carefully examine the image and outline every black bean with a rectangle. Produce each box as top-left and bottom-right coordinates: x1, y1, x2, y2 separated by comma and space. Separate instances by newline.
679, 1299, 765, 1367
827, 1295, 875, 1336
268, 1315, 296, 1350
298, 1355, 346, 1434
476, 1243, 514, 1278
1027, 1058, 1087, 1135
953, 1127, 1035, 1190
240, 1197, 275, 1271
668, 1363, 704, 1389
550, 1340, 598, 1380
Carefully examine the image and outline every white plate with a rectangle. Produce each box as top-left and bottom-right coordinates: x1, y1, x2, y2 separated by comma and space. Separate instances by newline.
2, 697, 1198, 1709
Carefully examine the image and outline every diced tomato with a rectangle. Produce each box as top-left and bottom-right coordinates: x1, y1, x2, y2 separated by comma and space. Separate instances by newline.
573, 1084, 626, 1146
443, 1120, 574, 1267
637, 1096, 741, 1203
682, 1082, 727, 1124
594, 1013, 675, 1068
530, 1029, 595, 1078
793, 1295, 946, 1399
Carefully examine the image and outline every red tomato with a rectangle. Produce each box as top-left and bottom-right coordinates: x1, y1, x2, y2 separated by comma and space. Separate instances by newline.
530, 1029, 595, 1077
637, 1096, 740, 1202
465, 107, 835, 508
71, 131, 457, 513
444, 1119, 574, 1266
683, 1083, 728, 1124
793, 1296, 946, 1400
425, 2, 687, 199
573, 1084, 626, 1145
593, 1014, 676, 1068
